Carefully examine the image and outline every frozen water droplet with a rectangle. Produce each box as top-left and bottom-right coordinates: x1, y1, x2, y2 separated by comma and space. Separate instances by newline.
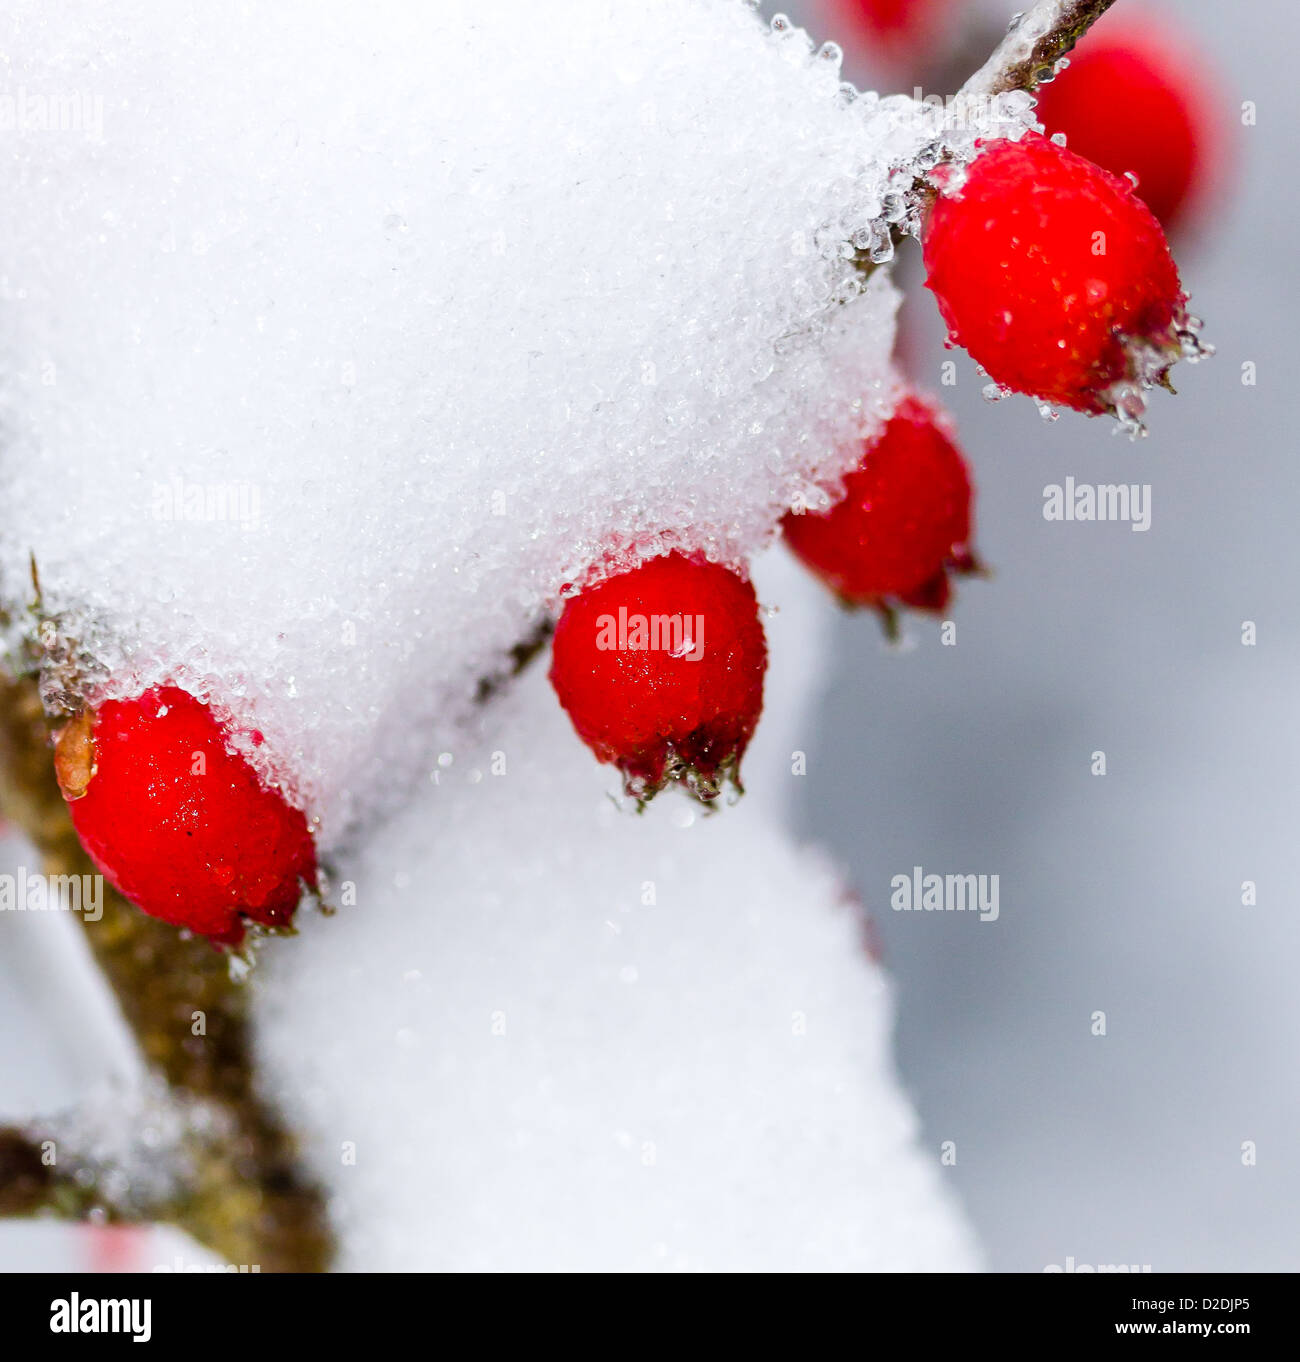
914, 141, 942, 173
982, 382, 1009, 403
1050, 131, 1068, 147
1036, 401, 1059, 423
868, 227, 894, 264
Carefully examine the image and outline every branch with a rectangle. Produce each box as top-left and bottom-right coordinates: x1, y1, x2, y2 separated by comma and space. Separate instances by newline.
960, 0, 1118, 99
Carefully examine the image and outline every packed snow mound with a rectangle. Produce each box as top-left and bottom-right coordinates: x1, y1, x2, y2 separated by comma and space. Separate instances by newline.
0, 0, 958, 844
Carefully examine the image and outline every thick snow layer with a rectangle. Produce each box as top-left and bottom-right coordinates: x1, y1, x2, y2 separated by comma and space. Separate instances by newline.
254, 554, 981, 1271
0, 0, 963, 844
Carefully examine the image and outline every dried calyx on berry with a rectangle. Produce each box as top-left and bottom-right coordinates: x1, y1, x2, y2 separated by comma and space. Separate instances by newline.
548, 551, 767, 806
55, 685, 318, 946
782, 392, 981, 637
921, 132, 1211, 432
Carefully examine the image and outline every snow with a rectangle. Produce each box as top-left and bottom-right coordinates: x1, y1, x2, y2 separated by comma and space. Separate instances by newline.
0, 0, 1018, 1269
0, 0, 890, 845
254, 552, 981, 1270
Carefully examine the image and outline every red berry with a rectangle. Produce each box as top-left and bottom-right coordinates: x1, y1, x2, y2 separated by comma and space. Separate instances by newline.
549, 552, 767, 804
922, 132, 1196, 420
828, 0, 954, 63
56, 686, 317, 945
1033, 17, 1217, 232
782, 394, 977, 628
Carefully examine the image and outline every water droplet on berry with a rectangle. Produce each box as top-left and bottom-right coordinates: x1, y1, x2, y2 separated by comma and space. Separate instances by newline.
982, 382, 1010, 403
1035, 401, 1059, 423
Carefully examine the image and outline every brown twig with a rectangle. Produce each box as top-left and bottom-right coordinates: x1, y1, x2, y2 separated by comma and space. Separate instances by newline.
960, 0, 1118, 99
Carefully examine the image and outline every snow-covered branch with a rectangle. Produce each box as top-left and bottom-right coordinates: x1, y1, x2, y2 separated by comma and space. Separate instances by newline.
961, 0, 1119, 99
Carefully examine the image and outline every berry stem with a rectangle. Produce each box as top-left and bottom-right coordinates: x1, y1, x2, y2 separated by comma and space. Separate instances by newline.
960, 0, 1120, 99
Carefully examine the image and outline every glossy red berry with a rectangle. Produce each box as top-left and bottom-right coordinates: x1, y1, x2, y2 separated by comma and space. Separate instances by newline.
56, 686, 317, 945
782, 394, 977, 629
1033, 18, 1217, 232
549, 551, 767, 804
923, 132, 1197, 420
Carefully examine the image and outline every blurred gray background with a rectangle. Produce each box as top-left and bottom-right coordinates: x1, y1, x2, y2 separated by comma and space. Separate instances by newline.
785, 0, 1300, 1271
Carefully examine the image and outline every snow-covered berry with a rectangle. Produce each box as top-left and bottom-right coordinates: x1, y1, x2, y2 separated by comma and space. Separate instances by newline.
549, 552, 767, 804
782, 393, 978, 629
56, 686, 317, 945
922, 132, 1196, 420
